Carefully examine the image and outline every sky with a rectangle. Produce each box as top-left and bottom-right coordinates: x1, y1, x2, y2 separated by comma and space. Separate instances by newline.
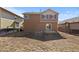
4, 7, 79, 21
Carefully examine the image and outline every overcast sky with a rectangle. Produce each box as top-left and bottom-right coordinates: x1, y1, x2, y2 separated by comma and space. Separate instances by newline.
4, 7, 79, 21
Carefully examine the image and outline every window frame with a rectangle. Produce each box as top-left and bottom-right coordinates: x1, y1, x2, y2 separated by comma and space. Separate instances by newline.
41, 14, 56, 20
24, 15, 29, 20
45, 23, 52, 31
15, 22, 19, 28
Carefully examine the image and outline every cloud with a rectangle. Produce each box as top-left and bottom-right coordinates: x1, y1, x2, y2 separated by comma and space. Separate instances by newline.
59, 12, 79, 21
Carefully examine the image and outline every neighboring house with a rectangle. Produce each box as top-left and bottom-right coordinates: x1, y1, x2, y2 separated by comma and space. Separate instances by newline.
0, 7, 23, 30
23, 9, 59, 34
59, 16, 79, 33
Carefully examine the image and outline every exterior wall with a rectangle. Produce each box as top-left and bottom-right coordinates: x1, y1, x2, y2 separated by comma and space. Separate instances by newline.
0, 8, 2, 18
59, 22, 79, 34
37, 22, 58, 32
0, 18, 1, 28
0, 18, 15, 29
19, 20, 24, 29
0, 8, 16, 20
40, 9, 58, 22
0, 7, 23, 29
42, 10, 57, 15
59, 24, 65, 29
0, 8, 1, 28
23, 13, 58, 33
70, 22, 79, 30
23, 14, 40, 32
58, 24, 66, 32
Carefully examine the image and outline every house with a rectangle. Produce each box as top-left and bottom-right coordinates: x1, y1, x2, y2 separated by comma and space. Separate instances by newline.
59, 16, 79, 33
23, 9, 59, 34
0, 7, 23, 30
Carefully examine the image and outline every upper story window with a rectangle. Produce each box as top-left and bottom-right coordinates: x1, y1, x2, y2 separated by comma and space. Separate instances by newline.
24, 15, 29, 20
15, 22, 19, 28
41, 15, 46, 19
49, 15, 53, 19
46, 15, 49, 19
54, 15, 57, 19
14, 16, 17, 19
41, 14, 56, 20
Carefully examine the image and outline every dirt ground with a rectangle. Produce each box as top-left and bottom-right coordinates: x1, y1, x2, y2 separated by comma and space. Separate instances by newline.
0, 32, 79, 52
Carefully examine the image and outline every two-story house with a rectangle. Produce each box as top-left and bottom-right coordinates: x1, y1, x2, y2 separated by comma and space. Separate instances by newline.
23, 9, 59, 34
0, 7, 23, 30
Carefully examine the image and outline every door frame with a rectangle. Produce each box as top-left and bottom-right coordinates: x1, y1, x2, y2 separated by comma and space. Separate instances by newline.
45, 23, 52, 31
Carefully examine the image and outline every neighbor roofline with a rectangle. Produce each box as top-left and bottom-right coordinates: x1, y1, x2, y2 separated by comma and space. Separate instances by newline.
23, 9, 59, 15
22, 12, 41, 15
0, 7, 23, 19
60, 16, 79, 24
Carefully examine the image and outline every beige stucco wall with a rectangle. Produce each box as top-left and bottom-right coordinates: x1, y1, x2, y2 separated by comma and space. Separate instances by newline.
0, 8, 16, 20
0, 18, 15, 29
0, 8, 23, 29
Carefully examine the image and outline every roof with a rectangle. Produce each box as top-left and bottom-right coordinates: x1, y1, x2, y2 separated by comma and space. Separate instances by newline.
42, 9, 58, 14
23, 12, 41, 14
23, 9, 58, 14
60, 16, 79, 24
0, 7, 23, 19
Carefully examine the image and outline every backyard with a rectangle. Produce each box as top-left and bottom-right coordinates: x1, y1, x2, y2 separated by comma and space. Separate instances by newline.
0, 32, 79, 52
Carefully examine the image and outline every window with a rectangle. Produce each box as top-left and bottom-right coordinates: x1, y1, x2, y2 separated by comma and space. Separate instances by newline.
14, 16, 17, 19
41, 15, 46, 19
46, 15, 49, 19
24, 15, 29, 20
54, 15, 57, 19
41, 14, 54, 19
49, 15, 53, 19
15, 22, 19, 28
